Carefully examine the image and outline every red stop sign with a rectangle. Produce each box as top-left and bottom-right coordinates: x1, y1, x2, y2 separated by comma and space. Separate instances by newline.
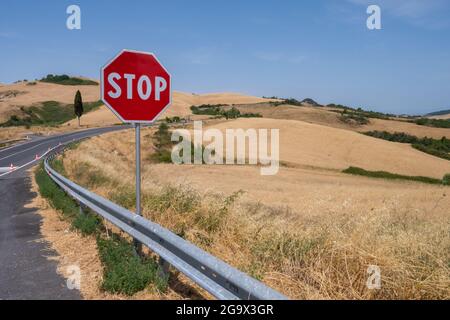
101, 49, 171, 123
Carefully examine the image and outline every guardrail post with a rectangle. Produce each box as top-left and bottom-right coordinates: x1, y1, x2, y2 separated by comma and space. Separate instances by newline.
79, 202, 87, 216
158, 256, 170, 280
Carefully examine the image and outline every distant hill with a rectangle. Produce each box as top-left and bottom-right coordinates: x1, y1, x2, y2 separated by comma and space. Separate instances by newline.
301, 98, 321, 107
425, 109, 450, 117
40, 74, 98, 86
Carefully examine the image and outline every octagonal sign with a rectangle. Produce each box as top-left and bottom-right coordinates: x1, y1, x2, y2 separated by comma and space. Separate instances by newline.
101, 49, 171, 123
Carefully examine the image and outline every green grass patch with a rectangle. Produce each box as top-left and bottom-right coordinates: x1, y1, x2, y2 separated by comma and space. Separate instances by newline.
190, 104, 262, 119
35, 162, 79, 218
72, 212, 102, 236
411, 118, 450, 129
35, 161, 100, 235
40, 74, 98, 86
443, 174, 450, 186
342, 166, 444, 185
35, 158, 168, 295
97, 236, 168, 295
338, 110, 370, 125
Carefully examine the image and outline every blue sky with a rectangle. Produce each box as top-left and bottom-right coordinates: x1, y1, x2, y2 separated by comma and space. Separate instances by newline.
1, 0, 449, 115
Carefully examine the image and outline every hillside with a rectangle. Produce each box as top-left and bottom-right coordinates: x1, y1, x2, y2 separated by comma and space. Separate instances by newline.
1, 79, 448, 142
0, 81, 99, 122
428, 113, 450, 120
207, 118, 450, 179
232, 103, 450, 139
426, 109, 450, 117
65, 91, 278, 126
0, 80, 276, 125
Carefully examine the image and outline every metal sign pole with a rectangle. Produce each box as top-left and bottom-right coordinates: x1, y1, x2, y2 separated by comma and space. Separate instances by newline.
134, 123, 142, 255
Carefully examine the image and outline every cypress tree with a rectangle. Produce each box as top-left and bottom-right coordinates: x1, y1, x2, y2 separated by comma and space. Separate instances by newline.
74, 90, 84, 126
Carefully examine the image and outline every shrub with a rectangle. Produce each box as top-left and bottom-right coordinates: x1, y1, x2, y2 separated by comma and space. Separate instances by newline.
40, 74, 98, 86
190, 104, 262, 119
72, 212, 101, 235
412, 118, 450, 128
151, 123, 174, 163
97, 236, 167, 295
339, 112, 369, 125
343, 166, 443, 185
364, 131, 450, 161
443, 174, 450, 185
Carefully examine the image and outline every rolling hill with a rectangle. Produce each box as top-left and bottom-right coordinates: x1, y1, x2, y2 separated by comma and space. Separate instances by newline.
426, 109, 450, 120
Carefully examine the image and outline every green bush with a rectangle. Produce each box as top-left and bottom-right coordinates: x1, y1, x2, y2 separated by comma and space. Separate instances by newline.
190, 104, 226, 115
190, 104, 262, 119
72, 212, 101, 236
165, 116, 182, 123
40, 74, 98, 86
443, 174, 450, 186
35, 163, 78, 219
364, 131, 450, 161
412, 118, 450, 128
150, 122, 174, 163
97, 236, 167, 295
339, 112, 369, 125
342, 166, 444, 185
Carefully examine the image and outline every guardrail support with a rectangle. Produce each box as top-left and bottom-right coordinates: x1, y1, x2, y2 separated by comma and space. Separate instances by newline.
79, 203, 87, 216
158, 256, 170, 280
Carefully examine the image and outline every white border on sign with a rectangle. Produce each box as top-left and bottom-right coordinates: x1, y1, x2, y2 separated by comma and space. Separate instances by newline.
100, 49, 172, 124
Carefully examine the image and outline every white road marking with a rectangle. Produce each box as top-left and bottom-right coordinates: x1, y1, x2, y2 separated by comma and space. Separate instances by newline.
0, 145, 59, 178
0, 130, 96, 161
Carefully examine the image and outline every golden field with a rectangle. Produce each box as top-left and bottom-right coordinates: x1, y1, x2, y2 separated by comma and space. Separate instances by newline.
53, 118, 450, 299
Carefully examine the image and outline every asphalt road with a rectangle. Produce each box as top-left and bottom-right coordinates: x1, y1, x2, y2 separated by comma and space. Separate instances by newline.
0, 126, 128, 299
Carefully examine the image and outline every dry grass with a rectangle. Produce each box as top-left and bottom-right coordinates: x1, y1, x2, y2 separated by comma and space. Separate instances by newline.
0, 125, 88, 144
207, 118, 450, 178
30, 165, 213, 300
57, 125, 450, 300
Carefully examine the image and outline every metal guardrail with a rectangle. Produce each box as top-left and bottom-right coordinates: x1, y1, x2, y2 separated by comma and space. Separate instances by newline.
44, 152, 287, 300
